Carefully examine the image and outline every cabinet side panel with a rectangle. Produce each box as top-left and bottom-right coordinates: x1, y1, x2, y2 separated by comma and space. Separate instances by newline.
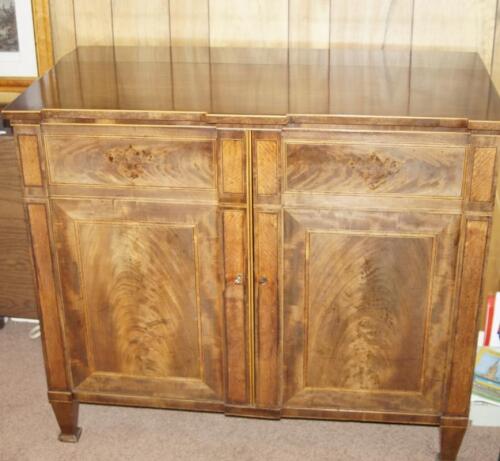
445, 219, 489, 415
27, 204, 69, 390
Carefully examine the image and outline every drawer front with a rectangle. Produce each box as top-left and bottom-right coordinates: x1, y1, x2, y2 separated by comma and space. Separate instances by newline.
284, 139, 466, 197
44, 134, 217, 190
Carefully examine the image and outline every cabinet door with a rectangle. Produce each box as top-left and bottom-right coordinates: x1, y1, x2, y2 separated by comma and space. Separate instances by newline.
51, 198, 225, 405
282, 208, 460, 414
271, 130, 467, 415
44, 126, 252, 409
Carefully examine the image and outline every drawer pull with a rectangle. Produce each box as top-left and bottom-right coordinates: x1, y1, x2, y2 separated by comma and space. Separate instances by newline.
234, 274, 243, 285
258, 276, 268, 285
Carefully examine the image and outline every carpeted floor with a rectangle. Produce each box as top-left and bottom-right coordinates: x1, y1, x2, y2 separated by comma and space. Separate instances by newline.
1, 322, 499, 461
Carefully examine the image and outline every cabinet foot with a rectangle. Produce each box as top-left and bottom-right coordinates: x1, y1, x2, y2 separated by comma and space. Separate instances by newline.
0, 316, 5, 329
51, 400, 82, 443
438, 422, 467, 461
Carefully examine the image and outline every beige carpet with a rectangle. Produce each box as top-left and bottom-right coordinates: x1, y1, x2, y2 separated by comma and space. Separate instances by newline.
1, 322, 499, 461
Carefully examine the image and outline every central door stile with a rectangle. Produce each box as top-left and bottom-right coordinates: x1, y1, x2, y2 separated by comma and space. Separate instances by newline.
221, 128, 282, 417
245, 130, 257, 408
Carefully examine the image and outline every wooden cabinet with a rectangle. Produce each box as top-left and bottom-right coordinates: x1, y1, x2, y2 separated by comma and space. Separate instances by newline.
3, 46, 500, 461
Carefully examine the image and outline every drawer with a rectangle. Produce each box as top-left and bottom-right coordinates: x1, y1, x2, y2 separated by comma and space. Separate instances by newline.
284, 134, 466, 197
44, 129, 217, 190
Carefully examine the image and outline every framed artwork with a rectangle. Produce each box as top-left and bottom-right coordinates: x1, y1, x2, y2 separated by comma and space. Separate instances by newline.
0, 0, 53, 92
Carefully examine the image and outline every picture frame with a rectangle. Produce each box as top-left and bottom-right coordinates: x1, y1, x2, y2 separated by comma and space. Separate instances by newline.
0, 0, 53, 92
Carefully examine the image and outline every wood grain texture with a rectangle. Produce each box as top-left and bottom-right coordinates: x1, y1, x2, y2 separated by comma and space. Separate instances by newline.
223, 210, 249, 404
470, 147, 497, 202
50, 400, 81, 442
439, 422, 467, 461
285, 142, 465, 196
256, 140, 279, 196
18, 135, 43, 187
255, 212, 280, 408
45, 136, 216, 189
222, 140, 245, 194
218, 131, 247, 203
445, 219, 489, 416
27, 204, 68, 390
282, 208, 460, 413
305, 231, 433, 391
484, 179, 500, 295
0, 137, 36, 319
78, 221, 201, 378
76, 372, 218, 401
51, 198, 224, 400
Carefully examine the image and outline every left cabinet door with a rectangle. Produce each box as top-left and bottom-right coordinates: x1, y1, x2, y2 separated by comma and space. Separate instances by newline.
51, 198, 225, 407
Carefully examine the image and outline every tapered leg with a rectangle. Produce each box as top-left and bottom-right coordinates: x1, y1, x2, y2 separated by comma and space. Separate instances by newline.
50, 400, 82, 442
439, 423, 467, 461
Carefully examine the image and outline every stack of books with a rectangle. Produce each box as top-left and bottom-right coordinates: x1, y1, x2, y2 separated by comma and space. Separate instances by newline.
474, 292, 500, 405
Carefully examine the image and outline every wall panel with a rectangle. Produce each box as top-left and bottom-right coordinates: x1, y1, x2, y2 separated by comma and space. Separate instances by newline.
112, 0, 170, 47
330, 0, 414, 47
170, 0, 209, 49
289, 0, 330, 50
73, 0, 113, 47
208, 0, 288, 49
412, 0, 497, 68
50, 0, 500, 73
49, 0, 76, 61
208, 0, 288, 63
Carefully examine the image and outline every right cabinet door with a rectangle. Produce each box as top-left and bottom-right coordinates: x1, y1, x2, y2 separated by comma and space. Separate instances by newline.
277, 129, 467, 415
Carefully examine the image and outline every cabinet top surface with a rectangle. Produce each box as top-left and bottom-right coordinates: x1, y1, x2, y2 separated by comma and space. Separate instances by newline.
5, 46, 500, 126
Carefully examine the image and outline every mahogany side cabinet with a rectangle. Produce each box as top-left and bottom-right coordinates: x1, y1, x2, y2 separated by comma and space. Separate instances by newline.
3, 46, 500, 460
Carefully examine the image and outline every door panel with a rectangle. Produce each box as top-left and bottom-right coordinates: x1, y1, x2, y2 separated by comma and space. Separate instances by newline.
305, 231, 432, 392
282, 208, 460, 413
51, 198, 224, 402
78, 221, 201, 378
